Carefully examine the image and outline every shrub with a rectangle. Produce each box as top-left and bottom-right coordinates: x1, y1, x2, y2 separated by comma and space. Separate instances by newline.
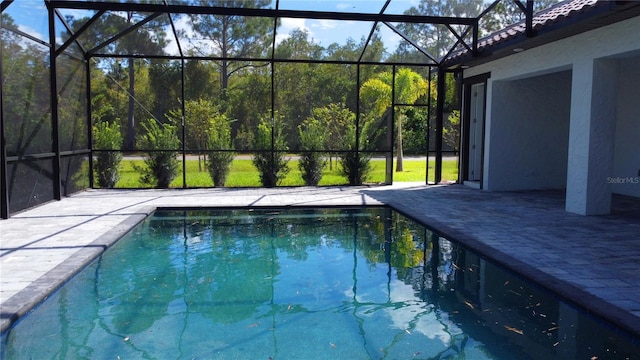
340, 149, 372, 186
138, 119, 180, 188
339, 120, 373, 185
92, 121, 123, 188
207, 150, 234, 187
298, 118, 327, 186
206, 112, 234, 187
234, 124, 254, 151
252, 114, 289, 187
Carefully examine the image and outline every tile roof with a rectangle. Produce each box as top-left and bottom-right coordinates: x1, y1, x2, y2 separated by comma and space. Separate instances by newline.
482, 0, 598, 46
443, 0, 621, 65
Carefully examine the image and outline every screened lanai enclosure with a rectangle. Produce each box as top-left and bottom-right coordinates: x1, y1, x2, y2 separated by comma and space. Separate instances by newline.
1, 0, 552, 218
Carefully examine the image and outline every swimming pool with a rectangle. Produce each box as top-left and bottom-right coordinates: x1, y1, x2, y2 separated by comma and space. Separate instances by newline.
1, 207, 638, 359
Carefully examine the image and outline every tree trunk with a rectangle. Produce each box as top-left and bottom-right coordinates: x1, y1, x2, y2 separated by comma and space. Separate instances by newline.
220, 19, 229, 108
123, 12, 136, 151
396, 113, 404, 172
125, 57, 136, 150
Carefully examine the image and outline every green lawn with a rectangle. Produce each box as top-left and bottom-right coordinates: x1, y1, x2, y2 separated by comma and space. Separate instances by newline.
112, 157, 458, 188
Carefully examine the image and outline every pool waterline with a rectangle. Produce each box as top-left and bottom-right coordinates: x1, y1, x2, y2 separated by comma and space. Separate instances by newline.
2, 206, 639, 359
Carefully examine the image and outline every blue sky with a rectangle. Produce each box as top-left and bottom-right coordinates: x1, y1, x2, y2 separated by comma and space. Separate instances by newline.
275, 0, 420, 50
4, 0, 423, 54
274, 0, 419, 46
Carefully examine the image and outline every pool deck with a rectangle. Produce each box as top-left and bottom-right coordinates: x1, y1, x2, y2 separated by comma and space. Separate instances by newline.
1, 184, 639, 336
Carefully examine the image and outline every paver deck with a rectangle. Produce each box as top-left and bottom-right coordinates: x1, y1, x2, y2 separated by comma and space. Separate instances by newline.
1, 184, 639, 337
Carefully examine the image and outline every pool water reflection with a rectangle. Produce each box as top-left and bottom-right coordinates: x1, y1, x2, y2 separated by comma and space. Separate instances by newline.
1, 207, 638, 359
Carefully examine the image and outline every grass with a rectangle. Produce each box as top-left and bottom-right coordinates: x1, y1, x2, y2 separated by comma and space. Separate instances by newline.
112, 156, 458, 188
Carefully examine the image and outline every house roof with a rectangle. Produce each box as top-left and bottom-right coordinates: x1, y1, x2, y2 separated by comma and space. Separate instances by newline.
443, 0, 640, 68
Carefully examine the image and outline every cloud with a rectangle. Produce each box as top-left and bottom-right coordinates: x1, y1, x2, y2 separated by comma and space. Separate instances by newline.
18, 25, 46, 42
57, 9, 95, 21
276, 17, 311, 44
310, 19, 339, 30
163, 15, 195, 55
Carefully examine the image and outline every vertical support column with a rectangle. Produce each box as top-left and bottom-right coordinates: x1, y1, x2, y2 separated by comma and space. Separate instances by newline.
455, 70, 463, 184
355, 64, 361, 184
180, 58, 186, 188
49, 5, 61, 200
385, 105, 394, 184
0, 47, 7, 218
425, 67, 432, 185
1, 11, 8, 218
86, 59, 94, 189
525, 0, 535, 37
566, 59, 618, 215
434, 67, 446, 183
387, 65, 396, 184
270, 57, 276, 180
472, 19, 479, 56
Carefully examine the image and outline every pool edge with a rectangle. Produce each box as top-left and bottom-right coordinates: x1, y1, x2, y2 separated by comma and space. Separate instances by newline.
3, 202, 639, 342
387, 203, 640, 340
0, 207, 155, 334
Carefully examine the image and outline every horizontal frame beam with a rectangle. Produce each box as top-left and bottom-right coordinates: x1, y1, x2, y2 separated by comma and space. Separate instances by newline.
89, 53, 439, 68
47, 1, 477, 26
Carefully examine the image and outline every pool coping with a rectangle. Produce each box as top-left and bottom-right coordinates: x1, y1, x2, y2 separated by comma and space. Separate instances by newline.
388, 204, 640, 340
0, 207, 154, 333
2, 199, 639, 340
1, 203, 380, 333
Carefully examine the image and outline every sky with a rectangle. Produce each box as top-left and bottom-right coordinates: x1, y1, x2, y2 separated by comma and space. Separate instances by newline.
273, 0, 420, 47
3, 0, 426, 55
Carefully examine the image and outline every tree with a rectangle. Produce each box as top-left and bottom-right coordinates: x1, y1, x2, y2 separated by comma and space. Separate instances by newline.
325, 34, 386, 111
402, 107, 429, 155
66, 8, 168, 150
306, 103, 355, 171
167, 99, 234, 185
167, 98, 214, 171
394, 0, 481, 61
122, 10, 168, 150
274, 29, 324, 150
185, 57, 219, 101
2, 14, 52, 157
227, 65, 271, 150
188, 0, 273, 105
360, 68, 428, 171
149, 60, 182, 124
273, 28, 388, 151
480, 0, 561, 35
443, 110, 461, 152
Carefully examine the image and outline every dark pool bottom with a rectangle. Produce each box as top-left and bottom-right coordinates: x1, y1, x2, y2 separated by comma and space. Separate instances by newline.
2, 207, 639, 359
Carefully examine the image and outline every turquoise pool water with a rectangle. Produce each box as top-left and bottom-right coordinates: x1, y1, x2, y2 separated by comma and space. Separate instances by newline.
1, 207, 639, 359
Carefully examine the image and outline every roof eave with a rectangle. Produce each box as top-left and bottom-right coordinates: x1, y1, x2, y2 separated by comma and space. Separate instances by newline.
443, 1, 640, 70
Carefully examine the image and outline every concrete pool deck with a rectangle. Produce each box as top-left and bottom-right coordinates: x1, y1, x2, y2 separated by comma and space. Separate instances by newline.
1, 184, 639, 337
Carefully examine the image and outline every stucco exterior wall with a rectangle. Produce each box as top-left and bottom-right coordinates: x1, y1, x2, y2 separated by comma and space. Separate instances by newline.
487, 71, 571, 191
613, 57, 640, 197
462, 15, 640, 212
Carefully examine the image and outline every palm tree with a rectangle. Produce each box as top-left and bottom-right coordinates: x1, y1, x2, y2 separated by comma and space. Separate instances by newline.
360, 68, 428, 171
